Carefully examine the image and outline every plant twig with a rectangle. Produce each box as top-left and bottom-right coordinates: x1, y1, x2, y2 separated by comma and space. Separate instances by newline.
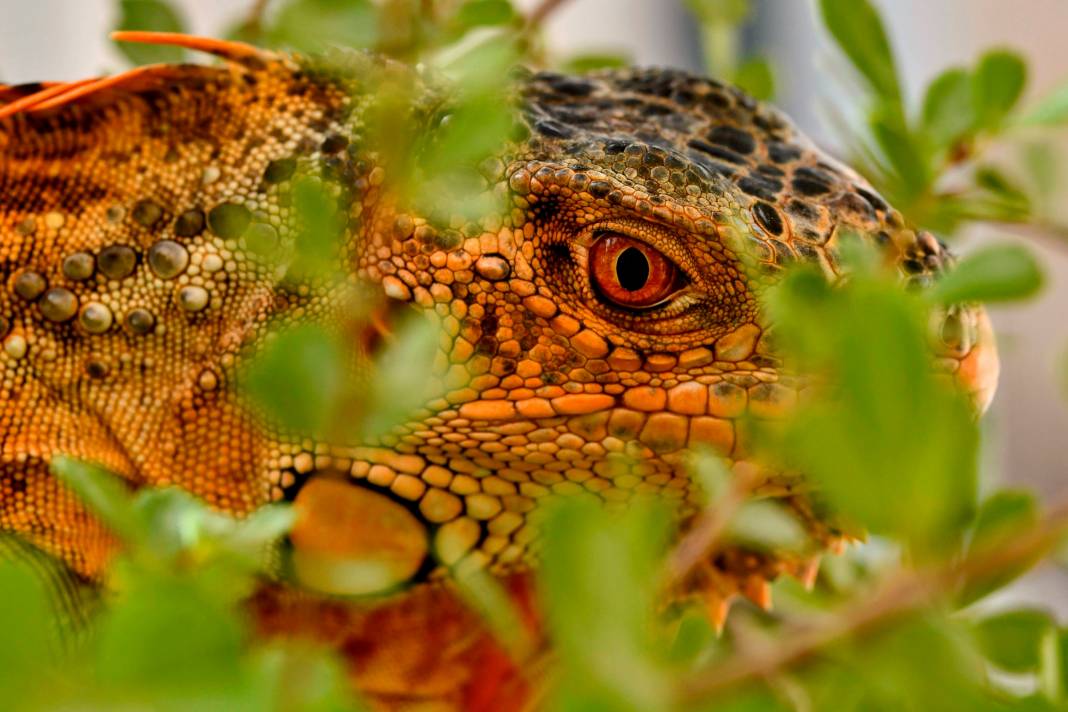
673, 495, 1068, 703
663, 461, 760, 589
523, 0, 573, 34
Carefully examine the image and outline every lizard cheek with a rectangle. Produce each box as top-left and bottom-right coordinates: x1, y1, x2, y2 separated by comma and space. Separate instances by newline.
589, 233, 681, 309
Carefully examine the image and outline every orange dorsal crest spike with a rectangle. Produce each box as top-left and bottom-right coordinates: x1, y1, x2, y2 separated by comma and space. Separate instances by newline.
110, 31, 275, 64
0, 33, 277, 121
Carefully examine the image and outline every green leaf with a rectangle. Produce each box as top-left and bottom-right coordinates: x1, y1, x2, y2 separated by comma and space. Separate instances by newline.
114, 0, 188, 65
727, 500, 809, 552
959, 489, 1041, 605
766, 258, 979, 555
818, 0, 901, 107
972, 608, 1056, 673
0, 560, 56, 703
362, 315, 441, 439
931, 243, 1043, 305
972, 49, 1028, 130
869, 106, 931, 201
1018, 79, 1068, 127
454, 0, 517, 29
923, 67, 974, 148
684, 0, 751, 25
51, 456, 143, 542
540, 497, 672, 711
734, 57, 775, 101
559, 52, 631, 73
243, 324, 346, 438
265, 0, 379, 52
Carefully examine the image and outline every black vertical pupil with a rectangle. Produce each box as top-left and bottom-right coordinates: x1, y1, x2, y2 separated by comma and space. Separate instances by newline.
616, 247, 650, 291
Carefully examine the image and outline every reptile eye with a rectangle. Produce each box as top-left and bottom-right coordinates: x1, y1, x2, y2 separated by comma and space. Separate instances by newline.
589, 234, 682, 309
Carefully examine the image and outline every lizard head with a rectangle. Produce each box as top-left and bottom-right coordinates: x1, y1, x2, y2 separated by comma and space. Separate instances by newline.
335, 66, 1000, 601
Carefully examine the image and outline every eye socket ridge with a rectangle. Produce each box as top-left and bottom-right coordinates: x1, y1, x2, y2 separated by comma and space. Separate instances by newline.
588, 232, 687, 310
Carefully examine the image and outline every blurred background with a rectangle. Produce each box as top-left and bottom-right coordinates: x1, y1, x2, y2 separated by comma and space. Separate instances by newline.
0, 0, 1064, 601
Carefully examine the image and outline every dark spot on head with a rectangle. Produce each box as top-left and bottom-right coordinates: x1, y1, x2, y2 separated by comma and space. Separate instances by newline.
264, 157, 297, 184
534, 120, 572, 139
132, 199, 164, 229
855, 187, 889, 213
174, 209, 206, 237
791, 167, 834, 196
588, 181, 612, 198
687, 139, 747, 165
208, 202, 252, 240
738, 174, 782, 201
752, 202, 784, 236
320, 133, 348, 153
545, 76, 595, 97
767, 141, 802, 164
707, 126, 756, 154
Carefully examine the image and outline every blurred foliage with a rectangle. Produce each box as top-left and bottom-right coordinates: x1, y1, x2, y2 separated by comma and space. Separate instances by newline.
0, 0, 1048, 710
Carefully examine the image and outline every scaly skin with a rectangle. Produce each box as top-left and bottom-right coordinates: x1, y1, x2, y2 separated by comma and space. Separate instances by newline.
0, 36, 998, 709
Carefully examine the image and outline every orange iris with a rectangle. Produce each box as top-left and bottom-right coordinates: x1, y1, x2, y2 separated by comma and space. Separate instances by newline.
589, 233, 680, 309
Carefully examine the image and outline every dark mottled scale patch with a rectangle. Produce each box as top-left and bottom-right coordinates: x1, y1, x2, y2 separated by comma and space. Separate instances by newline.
545, 76, 595, 97
752, 202, 784, 236
832, 193, 877, 222
320, 133, 348, 153
767, 141, 802, 164
791, 166, 835, 196
132, 199, 164, 228
786, 199, 819, 221
767, 239, 794, 263
738, 174, 782, 201
902, 258, 924, 274
687, 139, 747, 165
208, 202, 252, 239
588, 181, 612, 198
98, 245, 137, 280
264, 157, 297, 184
856, 187, 888, 213
604, 140, 628, 155
707, 126, 756, 154
534, 120, 573, 139
793, 242, 819, 262
174, 209, 206, 237
756, 164, 785, 177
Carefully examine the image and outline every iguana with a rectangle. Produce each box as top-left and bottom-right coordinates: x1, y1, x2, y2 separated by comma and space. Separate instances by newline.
0, 32, 998, 710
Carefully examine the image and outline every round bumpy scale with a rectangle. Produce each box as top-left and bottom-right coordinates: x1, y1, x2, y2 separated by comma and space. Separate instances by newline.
147, 240, 190, 280
3, 334, 26, 360
79, 302, 114, 334
125, 308, 155, 335
132, 199, 164, 228
208, 202, 252, 240
62, 252, 95, 281
38, 288, 78, 322
98, 245, 137, 280
174, 209, 206, 237
13, 271, 46, 301
177, 286, 209, 312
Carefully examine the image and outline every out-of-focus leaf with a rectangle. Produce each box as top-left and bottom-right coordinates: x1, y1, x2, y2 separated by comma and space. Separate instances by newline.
0, 560, 55, 703
94, 577, 245, 690
818, 0, 901, 108
540, 497, 672, 711
727, 500, 809, 553
363, 315, 440, 438
972, 49, 1028, 130
766, 257, 978, 555
251, 644, 365, 712
1017, 79, 1068, 127
923, 67, 974, 148
266, 0, 379, 52
958, 489, 1041, 605
870, 106, 930, 201
1021, 141, 1059, 206
931, 243, 1043, 305
684, 0, 751, 25
243, 324, 345, 438
114, 0, 187, 65
560, 52, 631, 73
735, 57, 775, 101
51, 456, 143, 542
972, 608, 1056, 673
454, 0, 517, 29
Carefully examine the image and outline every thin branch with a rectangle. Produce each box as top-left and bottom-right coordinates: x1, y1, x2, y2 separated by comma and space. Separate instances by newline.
246, 0, 271, 30
523, 0, 574, 34
674, 495, 1068, 704
663, 461, 760, 589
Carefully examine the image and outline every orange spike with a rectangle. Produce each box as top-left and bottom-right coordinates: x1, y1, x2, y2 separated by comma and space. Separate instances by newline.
29, 66, 158, 112
797, 556, 821, 590
110, 31, 274, 64
0, 79, 101, 120
705, 592, 734, 634
741, 576, 772, 611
